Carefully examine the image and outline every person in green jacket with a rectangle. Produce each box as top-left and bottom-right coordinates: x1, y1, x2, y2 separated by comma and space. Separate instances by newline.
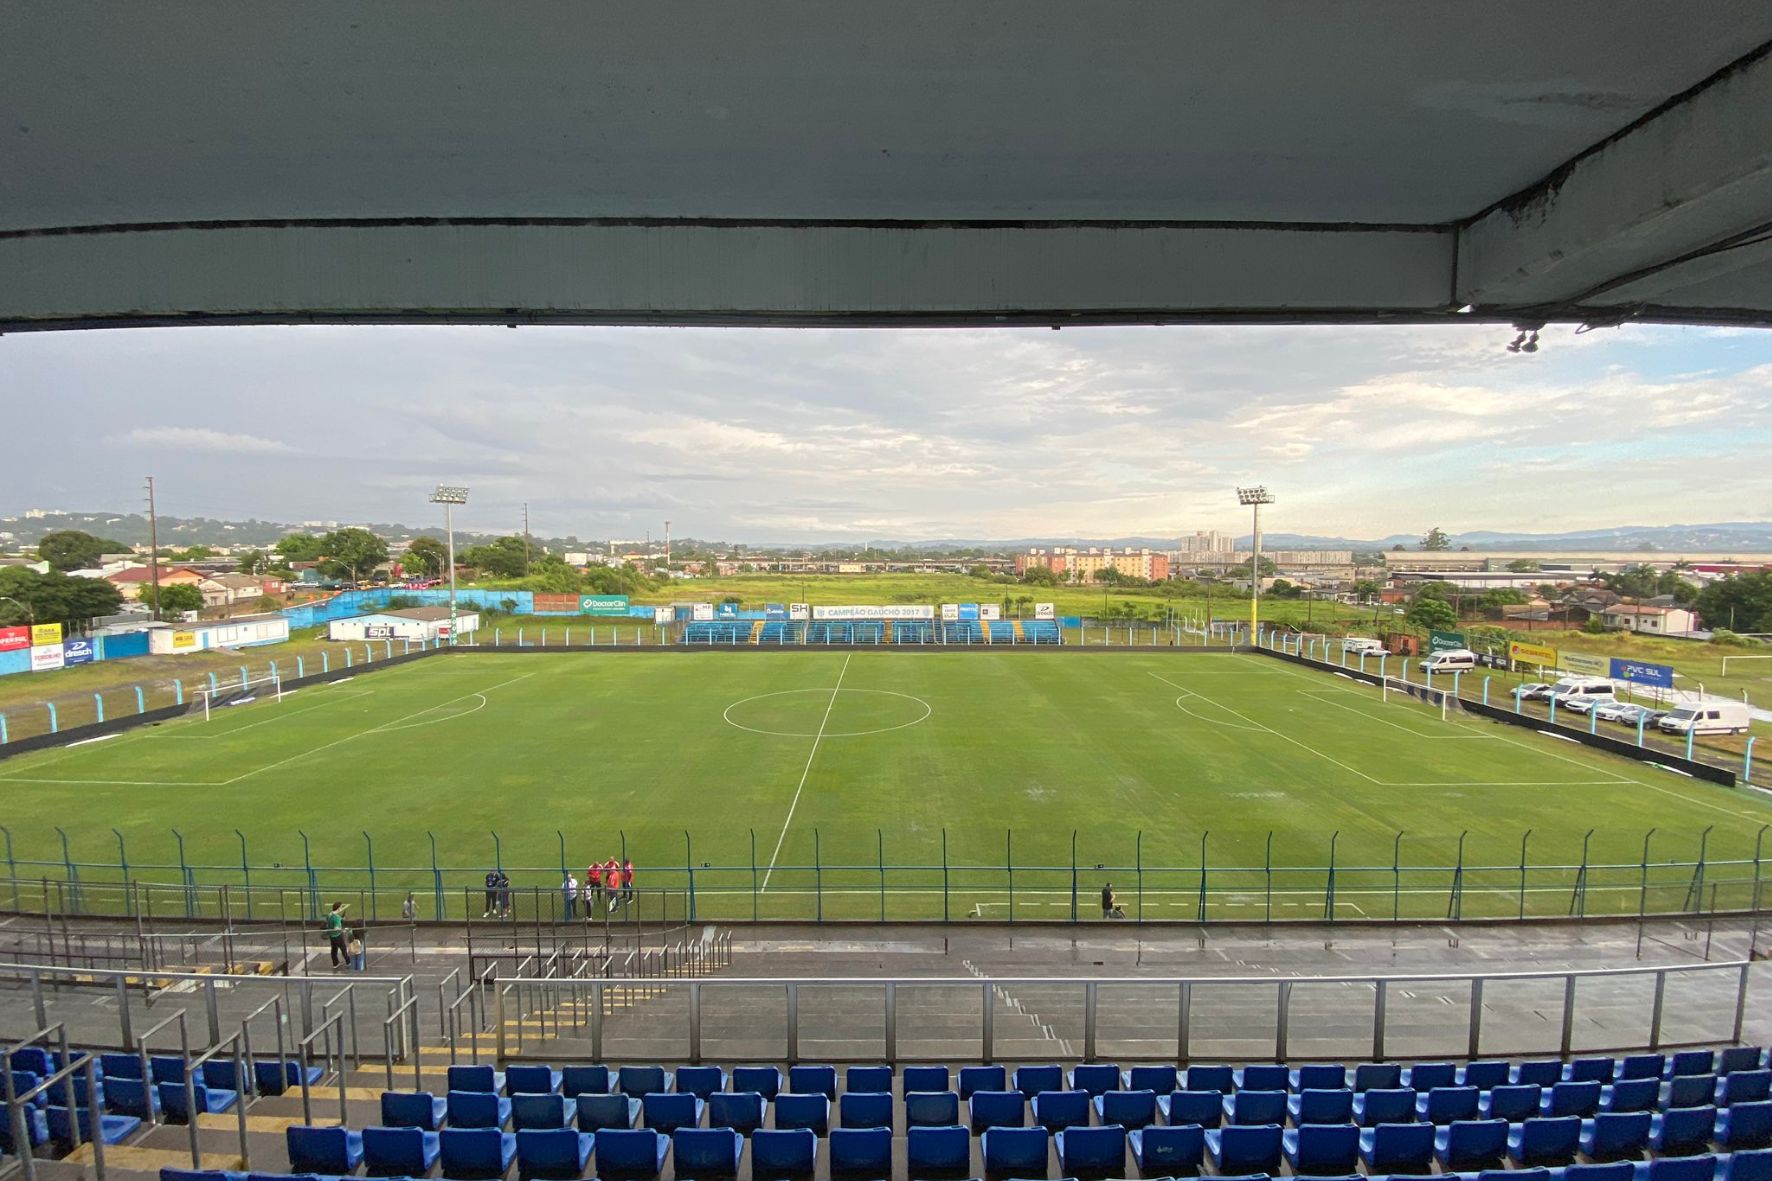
325, 902, 349, 968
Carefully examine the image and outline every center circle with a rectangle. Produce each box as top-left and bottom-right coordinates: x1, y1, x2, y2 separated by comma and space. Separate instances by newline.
723, 688, 933, 738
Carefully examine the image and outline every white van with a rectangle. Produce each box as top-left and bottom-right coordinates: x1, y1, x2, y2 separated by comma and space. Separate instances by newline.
1547, 677, 1616, 704
1656, 701, 1753, 736
1418, 648, 1478, 673
1342, 637, 1388, 656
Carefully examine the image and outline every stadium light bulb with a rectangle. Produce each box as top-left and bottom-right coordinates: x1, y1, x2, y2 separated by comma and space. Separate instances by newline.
429, 485, 470, 505
1236, 486, 1274, 506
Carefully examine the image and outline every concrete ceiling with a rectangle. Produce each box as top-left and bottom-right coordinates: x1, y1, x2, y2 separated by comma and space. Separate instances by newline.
3, 1, 1770, 330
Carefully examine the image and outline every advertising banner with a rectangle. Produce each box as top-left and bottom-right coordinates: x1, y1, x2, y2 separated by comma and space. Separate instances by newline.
653, 606, 673, 625
532, 593, 581, 614
1429, 630, 1467, 653
812, 604, 936, 621
979, 604, 1002, 621
31, 622, 63, 647
365, 624, 395, 640
580, 594, 630, 616
940, 604, 960, 621
1508, 640, 1558, 668
765, 603, 788, 620
1561, 651, 1611, 677
30, 644, 65, 672
1035, 603, 1055, 620
1611, 657, 1675, 688
958, 603, 980, 621
171, 631, 198, 650
789, 603, 810, 621
692, 603, 715, 621
716, 601, 739, 618
62, 638, 97, 666
0, 626, 28, 652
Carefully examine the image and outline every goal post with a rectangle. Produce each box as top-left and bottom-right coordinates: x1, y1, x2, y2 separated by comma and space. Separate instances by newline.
196, 673, 283, 721
1719, 654, 1772, 677
1379, 675, 1456, 722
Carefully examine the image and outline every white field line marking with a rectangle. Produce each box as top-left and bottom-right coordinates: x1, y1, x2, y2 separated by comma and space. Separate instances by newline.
1148, 670, 1381, 783
222, 671, 537, 784
760, 653, 851, 893
1298, 689, 1481, 739
714, 881, 1723, 900
371, 694, 486, 732
149, 689, 375, 739
64, 734, 120, 748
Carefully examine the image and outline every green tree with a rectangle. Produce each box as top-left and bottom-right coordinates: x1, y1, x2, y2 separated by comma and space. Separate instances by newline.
274, 533, 327, 563
462, 535, 540, 579
165, 545, 216, 561
1478, 588, 1528, 608
36, 530, 129, 571
1405, 594, 1457, 632
1018, 565, 1059, 587
968, 564, 993, 580
0, 567, 125, 628
235, 549, 269, 575
1420, 527, 1452, 551
155, 582, 205, 617
1352, 579, 1381, 599
1505, 558, 1540, 572
1696, 572, 1772, 634
318, 527, 389, 585
401, 536, 449, 579
1239, 556, 1277, 577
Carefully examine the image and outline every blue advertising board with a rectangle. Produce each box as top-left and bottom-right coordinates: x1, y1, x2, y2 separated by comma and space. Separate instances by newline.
62, 638, 97, 666
715, 601, 739, 619
765, 603, 787, 621
1610, 657, 1674, 688
958, 603, 980, 621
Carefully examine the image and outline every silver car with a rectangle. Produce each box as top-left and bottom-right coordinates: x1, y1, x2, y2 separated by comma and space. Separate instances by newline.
1559, 694, 1605, 715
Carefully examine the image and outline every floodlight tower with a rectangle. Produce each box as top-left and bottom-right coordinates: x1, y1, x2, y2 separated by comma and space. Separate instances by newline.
1236, 486, 1275, 644
429, 485, 469, 645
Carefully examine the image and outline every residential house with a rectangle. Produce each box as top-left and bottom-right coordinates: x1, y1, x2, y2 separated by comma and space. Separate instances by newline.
1602, 603, 1698, 636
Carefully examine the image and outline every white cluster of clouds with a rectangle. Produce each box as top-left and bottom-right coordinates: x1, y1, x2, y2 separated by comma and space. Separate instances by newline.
0, 321, 1766, 541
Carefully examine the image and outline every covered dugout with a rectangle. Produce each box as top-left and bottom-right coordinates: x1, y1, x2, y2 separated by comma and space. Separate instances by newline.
328, 607, 479, 643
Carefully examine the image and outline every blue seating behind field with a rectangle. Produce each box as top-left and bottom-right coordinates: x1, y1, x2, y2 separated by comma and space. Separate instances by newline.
683, 618, 1063, 646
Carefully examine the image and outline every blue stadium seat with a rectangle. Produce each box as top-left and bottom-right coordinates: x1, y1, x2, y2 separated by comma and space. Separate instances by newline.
562, 1065, 611, 1097
844, 1066, 892, 1095
1353, 1087, 1416, 1126
750, 1128, 817, 1181
9, 1048, 52, 1075
618, 1066, 672, 1097
506, 1064, 565, 1096
1206, 1123, 1283, 1175
590, 1128, 667, 1179
149, 1056, 187, 1085
516, 1127, 593, 1180
1354, 1062, 1402, 1092
1461, 1061, 1512, 1091
1055, 1124, 1126, 1175
1719, 1101, 1772, 1149
1014, 1065, 1064, 1097
640, 1092, 703, 1134
10, 1069, 46, 1108
731, 1066, 781, 1100
1419, 1085, 1481, 1124
1546, 1080, 1604, 1118
0, 1106, 48, 1153
250, 1060, 324, 1096
838, 1091, 891, 1130
1604, 1078, 1661, 1113
1283, 1123, 1360, 1174
905, 1090, 960, 1128
1406, 1062, 1458, 1091
674, 1066, 727, 1099
1160, 1089, 1224, 1128
773, 1093, 829, 1135
1186, 1065, 1235, 1095
787, 1065, 837, 1101
1563, 1160, 1637, 1181
577, 1093, 641, 1131
440, 1126, 518, 1180
1620, 1054, 1666, 1080
1224, 1089, 1286, 1126
1727, 1148, 1772, 1181
906, 1124, 971, 1176
1640, 1157, 1721, 1181
1670, 1076, 1723, 1109
1722, 1049, 1769, 1075
512, 1092, 574, 1131
1517, 1061, 1567, 1087
1125, 1065, 1178, 1094
1292, 1064, 1349, 1092
102, 1076, 160, 1120
155, 1170, 242, 1181
447, 1089, 512, 1129
380, 1090, 447, 1131
1434, 1118, 1509, 1170
1722, 1072, 1772, 1107
1580, 1111, 1652, 1161
158, 1080, 238, 1123
1360, 1121, 1436, 1173
363, 1125, 440, 1176
1129, 1124, 1205, 1174
903, 1066, 949, 1094
1570, 1057, 1619, 1085
45, 1105, 140, 1149
1234, 1065, 1289, 1092
100, 1052, 142, 1079
1486, 1083, 1544, 1122
672, 1128, 742, 1179
1288, 1087, 1353, 1125
829, 1126, 892, 1177
982, 1126, 1050, 1176
1671, 1052, 1719, 1078
1032, 1091, 1090, 1131
1508, 1116, 1582, 1166
1068, 1064, 1120, 1097
969, 1089, 1026, 1131
707, 1091, 765, 1135
1652, 1106, 1720, 1156
448, 1064, 507, 1095
1094, 1089, 1157, 1130
286, 1125, 364, 1175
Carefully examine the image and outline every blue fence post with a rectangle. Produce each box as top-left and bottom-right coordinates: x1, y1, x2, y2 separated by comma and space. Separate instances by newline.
345, 648, 353, 668
134, 685, 145, 714
403, 639, 410, 655
297, 656, 305, 678
268, 660, 277, 683
363, 644, 371, 665
172, 828, 194, 918
1686, 727, 1696, 762
322, 651, 329, 673
685, 830, 696, 923
1590, 706, 1599, 735
0, 825, 14, 910
363, 831, 377, 922
1481, 677, 1490, 706
1197, 830, 1210, 920
428, 831, 443, 920
518, 628, 525, 647
1747, 736, 1756, 783
239, 665, 248, 690
1549, 696, 1558, 726
55, 826, 81, 914
93, 693, 104, 724
47, 703, 58, 733
175, 680, 184, 706
207, 672, 217, 693
495, 628, 501, 647
0, 713, 7, 744
235, 829, 252, 920
1637, 714, 1646, 746
815, 828, 823, 922
298, 829, 318, 919
1324, 831, 1339, 920
491, 831, 502, 873
112, 828, 131, 915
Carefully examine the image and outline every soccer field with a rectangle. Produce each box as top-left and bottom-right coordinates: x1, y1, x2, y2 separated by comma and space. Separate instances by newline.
1, 650, 1768, 923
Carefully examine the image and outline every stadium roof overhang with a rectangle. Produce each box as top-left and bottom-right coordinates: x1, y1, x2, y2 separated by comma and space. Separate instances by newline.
4, 2, 1771, 333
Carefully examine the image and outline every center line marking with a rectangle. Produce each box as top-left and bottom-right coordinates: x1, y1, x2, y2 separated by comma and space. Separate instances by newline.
761, 653, 851, 892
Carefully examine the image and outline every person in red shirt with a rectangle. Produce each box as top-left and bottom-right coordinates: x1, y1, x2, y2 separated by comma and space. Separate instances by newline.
605, 862, 623, 911
622, 859, 636, 906
586, 862, 603, 916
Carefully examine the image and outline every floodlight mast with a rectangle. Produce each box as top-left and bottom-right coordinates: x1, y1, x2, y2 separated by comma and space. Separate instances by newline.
1236, 486, 1275, 644
429, 485, 469, 646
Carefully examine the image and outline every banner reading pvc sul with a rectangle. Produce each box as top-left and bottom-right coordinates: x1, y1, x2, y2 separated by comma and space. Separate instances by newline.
1611, 657, 1675, 688
1509, 640, 1558, 668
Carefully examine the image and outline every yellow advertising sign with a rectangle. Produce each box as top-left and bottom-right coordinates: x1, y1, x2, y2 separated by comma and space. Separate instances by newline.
1509, 640, 1558, 668
171, 631, 198, 650
1561, 651, 1611, 676
30, 622, 63, 646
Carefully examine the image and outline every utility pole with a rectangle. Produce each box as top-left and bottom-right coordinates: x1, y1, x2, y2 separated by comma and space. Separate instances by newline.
523, 502, 531, 576
664, 520, 672, 570
144, 476, 162, 621
1237, 486, 1275, 643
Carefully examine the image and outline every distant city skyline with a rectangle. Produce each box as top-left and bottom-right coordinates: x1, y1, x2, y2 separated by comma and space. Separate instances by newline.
0, 321, 1767, 542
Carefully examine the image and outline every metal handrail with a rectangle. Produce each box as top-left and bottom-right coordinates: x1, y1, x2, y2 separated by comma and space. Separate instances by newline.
5, 1046, 105, 1181
179, 1031, 250, 1169
383, 994, 422, 1091
295, 1011, 347, 1128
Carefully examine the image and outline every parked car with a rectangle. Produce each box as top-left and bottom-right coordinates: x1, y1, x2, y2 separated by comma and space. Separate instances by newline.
1657, 701, 1753, 736
1342, 637, 1388, 657
1418, 648, 1478, 674
1560, 694, 1607, 715
1515, 682, 1553, 701
1594, 701, 1664, 726
1546, 677, 1617, 704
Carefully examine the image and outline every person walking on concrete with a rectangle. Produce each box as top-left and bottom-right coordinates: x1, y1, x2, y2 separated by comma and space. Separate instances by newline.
325, 902, 350, 968
1101, 883, 1125, 919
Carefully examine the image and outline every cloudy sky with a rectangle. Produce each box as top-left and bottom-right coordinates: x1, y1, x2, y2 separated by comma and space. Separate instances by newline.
1, 322, 1768, 543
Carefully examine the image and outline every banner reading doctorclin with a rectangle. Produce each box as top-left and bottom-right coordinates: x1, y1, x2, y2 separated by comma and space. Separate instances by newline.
1508, 640, 1558, 668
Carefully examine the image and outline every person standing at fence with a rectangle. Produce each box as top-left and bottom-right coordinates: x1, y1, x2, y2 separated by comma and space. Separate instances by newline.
402, 892, 417, 922
497, 869, 512, 919
325, 901, 349, 967
622, 858, 636, 906
483, 868, 499, 918
562, 871, 578, 921
606, 862, 623, 912
587, 861, 603, 915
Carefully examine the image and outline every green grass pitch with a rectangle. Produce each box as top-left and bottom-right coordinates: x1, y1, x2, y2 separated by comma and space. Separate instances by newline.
1, 650, 1767, 922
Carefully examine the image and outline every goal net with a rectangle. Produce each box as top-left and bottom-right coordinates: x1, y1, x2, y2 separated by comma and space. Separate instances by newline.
1379, 675, 1458, 721
196, 673, 283, 721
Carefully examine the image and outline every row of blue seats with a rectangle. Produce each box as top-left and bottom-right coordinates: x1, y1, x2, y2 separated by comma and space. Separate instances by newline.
263, 1125, 1772, 1181
10, 1048, 321, 1096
